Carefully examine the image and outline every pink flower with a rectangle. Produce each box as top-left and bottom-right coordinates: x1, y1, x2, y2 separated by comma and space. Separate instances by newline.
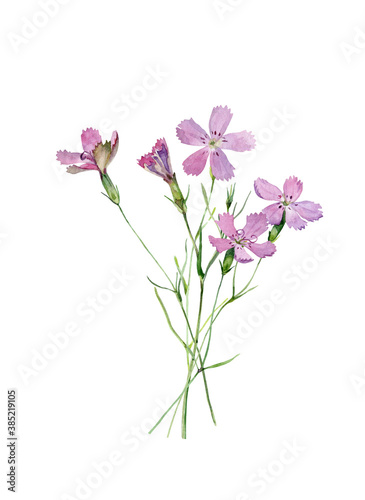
176, 106, 255, 181
137, 138, 173, 184
209, 212, 276, 263
56, 128, 119, 176
254, 177, 323, 231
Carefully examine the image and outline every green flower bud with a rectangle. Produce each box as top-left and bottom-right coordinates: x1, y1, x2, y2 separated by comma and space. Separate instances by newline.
226, 183, 236, 211
268, 211, 286, 242
222, 247, 235, 275
101, 173, 120, 205
169, 174, 187, 214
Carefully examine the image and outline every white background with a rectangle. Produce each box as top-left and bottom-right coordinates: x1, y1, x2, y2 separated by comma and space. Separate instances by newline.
1, 0, 365, 499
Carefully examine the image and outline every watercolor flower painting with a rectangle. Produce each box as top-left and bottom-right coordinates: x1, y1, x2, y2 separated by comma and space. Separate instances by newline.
56, 105, 323, 438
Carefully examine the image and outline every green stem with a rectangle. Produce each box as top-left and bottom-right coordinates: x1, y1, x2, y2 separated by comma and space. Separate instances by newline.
203, 274, 224, 364
116, 202, 211, 435
167, 394, 183, 437
210, 259, 262, 327
148, 371, 199, 435
117, 205, 175, 289
181, 278, 214, 439
176, 194, 218, 437
154, 288, 195, 360
184, 246, 194, 367
195, 177, 215, 240
183, 213, 199, 256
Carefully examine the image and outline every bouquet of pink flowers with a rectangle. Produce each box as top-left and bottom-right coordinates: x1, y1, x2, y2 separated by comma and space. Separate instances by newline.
57, 105, 323, 438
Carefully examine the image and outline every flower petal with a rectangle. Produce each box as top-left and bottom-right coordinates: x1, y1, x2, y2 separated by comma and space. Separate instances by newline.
153, 138, 173, 177
234, 245, 254, 263
248, 241, 276, 258
81, 128, 102, 153
285, 206, 307, 230
210, 149, 234, 181
283, 176, 303, 202
93, 142, 111, 174
291, 201, 323, 222
176, 119, 209, 146
216, 212, 237, 238
66, 163, 99, 174
138, 153, 167, 180
208, 236, 234, 253
209, 105, 232, 138
109, 131, 119, 164
183, 147, 209, 176
220, 131, 256, 152
56, 150, 82, 165
262, 203, 285, 225
254, 178, 283, 201
243, 213, 269, 239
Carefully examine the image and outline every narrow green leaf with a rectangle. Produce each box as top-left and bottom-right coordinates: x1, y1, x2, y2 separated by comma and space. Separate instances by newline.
201, 183, 209, 207
205, 250, 219, 275
204, 354, 240, 371
234, 191, 251, 219
154, 288, 193, 356
235, 285, 258, 300
174, 256, 188, 295
147, 276, 175, 293
185, 185, 191, 203
197, 227, 205, 279
164, 195, 175, 205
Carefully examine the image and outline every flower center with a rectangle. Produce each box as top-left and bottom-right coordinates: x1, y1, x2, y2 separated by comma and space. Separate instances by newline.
209, 139, 222, 149
234, 230, 258, 247
283, 193, 295, 205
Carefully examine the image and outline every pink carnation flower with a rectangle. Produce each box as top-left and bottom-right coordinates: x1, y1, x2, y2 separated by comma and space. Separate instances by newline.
137, 138, 173, 184
56, 128, 119, 176
176, 106, 255, 181
254, 177, 323, 230
209, 212, 276, 264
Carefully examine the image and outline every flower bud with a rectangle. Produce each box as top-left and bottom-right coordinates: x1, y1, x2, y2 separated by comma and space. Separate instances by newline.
222, 247, 235, 274
169, 174, 187, 214
268, 211, 286, 242
226, 183, 236, 211
101, 173, 120, 205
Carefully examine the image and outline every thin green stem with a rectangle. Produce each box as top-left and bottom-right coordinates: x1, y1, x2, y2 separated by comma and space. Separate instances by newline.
203, 274, 224, 364
117, 202, 212, 435
210, 259, 262, 327
183, 213, 199, 256
234, 191, 251, 219
148, 371, 199, 435
181, 278, 215, 438
195, 177, 215, 240
117, 205, 174, 289
184, 246, 194, 367
232, 262, 238, 297
199, 298, 229, 334
167, 394, 183, 437
154, 288, 195, 360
